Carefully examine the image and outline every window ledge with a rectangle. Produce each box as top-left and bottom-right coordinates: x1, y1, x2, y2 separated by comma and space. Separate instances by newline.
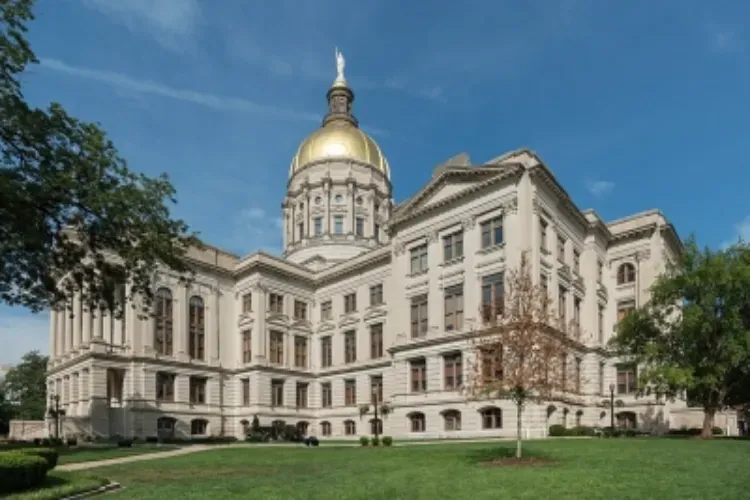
476, 242, 505, 256
407, 269, 429, 278
440, 256, 464, 267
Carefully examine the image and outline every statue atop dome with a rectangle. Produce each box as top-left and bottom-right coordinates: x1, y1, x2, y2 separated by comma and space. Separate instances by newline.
334, 47, 346, 85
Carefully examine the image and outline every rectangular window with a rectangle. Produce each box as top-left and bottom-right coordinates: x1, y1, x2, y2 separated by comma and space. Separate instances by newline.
444, 353, 462, 390
540, 274, 549, 301
321, 300, 333, 321
410, 294, 428, 338
296, 382, 308, 408
598, 260, 604, 282
374, 223, 380, 242
321, 382, 332, 408
617, 364, 637, 394
481, 273, 504, 322
294, 336, 308, 368
356, 217, 365, 237
242, 330, 252, 363
344, 330, 357, 363
617, 300, 635, 323
557, 234, 566, 262
242, 378, 250, 406
558, 286, 567, 328
598, 305, 605, 344
314, 217, 322, 236
444, 284, 464, 331
156, 372, 175, 402
298, 222, 304, 240
573, 297, 581, 327
320, 336, 332, 368
370, 323, 383, 359
344, 379, 356, 406
294, 300, 307, 321
573, 249, 580, 274
539, 218, 548, 251
369, 284, 383, 306
575, 358, 582, 393
480, 216, 503, 248
561, 355, 568, 391
270, 331, 284, 364
271, 379, 284, 406
481, 347, 504, 383
242, 293, 252, 313
443, 231, 464, 261
189, 376, 206, 405
344, 292, 357, 313
599, 362, 605, 395
269, 293, 284, 314
370, 375, 383, 404
333, 215, 344, 234
410, 244, 428, 274
410, 358, 427, 392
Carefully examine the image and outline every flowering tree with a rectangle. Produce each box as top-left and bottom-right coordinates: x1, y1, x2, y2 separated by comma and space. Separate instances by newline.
466, 251, 584, 459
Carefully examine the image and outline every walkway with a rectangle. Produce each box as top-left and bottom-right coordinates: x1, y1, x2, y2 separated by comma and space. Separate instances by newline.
56, 437, 526, 471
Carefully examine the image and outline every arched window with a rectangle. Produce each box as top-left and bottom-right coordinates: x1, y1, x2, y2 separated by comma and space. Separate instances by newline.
157, 416, 176, 438
616, 411, 637, 429
480, 407, 503, 429
154, 288, 173, 356
297, 421, 309, 436
617, 263, 636, 285
344, 420, 356, 436
321, 421, 332, 436
442, 410, 461, 431
191, 418, 208, 436
370, 418, 383, 435
408, 412, 426, 433
188, 296, 205, 360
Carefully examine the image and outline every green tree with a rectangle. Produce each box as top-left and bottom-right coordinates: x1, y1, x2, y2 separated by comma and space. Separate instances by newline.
612, 238, 750, 438
3, 351, 48, 420
0, 379, 15, 434
1, 0, 199, 314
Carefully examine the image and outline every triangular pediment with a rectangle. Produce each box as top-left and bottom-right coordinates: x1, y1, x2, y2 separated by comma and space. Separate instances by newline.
392, 164, 522, 226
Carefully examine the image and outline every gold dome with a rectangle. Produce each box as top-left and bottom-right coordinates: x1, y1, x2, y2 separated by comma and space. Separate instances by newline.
289, 122, 390, 178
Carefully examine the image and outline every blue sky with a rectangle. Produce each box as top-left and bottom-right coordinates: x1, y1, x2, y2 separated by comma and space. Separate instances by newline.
1, 0, 749, 365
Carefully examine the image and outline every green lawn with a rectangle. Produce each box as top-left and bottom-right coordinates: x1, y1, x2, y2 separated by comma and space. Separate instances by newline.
6, 471, 108, 500
88, 438, 749, 499
57, 444, 180, 465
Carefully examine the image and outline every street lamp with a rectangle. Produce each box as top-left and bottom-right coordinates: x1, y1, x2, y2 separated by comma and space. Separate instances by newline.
609, 383, 615, 430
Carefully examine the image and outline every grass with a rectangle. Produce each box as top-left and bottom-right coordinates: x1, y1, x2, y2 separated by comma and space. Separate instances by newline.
5, 471, 109, 500
57, 444, 180, 465
88, 438, 749, 499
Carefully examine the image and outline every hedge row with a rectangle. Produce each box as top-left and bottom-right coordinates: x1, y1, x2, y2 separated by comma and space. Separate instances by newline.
0, 447, 59, 495
667, 427, 724, 436
548, 425, 597, 437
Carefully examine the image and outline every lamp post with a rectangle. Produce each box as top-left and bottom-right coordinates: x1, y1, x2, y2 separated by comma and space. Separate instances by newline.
609, 383, 615, 430
372, 390, 380, 440
48, 394, 65, 439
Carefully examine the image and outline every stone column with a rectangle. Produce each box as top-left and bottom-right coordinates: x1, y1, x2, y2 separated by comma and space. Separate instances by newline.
72, 292, 82, 350
254, 287, 267, 363
93, 306, 103, 339
304, 189, 310, 238
49, 309, 58, 359
102, 309, 112, 345
65, 298, 74, 353
56, 310, 65, 356
208, 288, 220, 365
175, 284, 189, 361
82, 300, 91, 346
347, 182, 355, 234
369, 193, 376, 238
323, 182, 331, 235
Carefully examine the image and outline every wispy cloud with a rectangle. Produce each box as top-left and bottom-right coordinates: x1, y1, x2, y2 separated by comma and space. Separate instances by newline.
81, 0, 201, 52
39, 58, 320, 122
231, 207, 283, 255
586, 180, 615, 198
721, 216, 750, 249
0, 310, 49, 365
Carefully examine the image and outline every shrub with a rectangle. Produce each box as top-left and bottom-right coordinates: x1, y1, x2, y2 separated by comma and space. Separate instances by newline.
17, 448, 58, 471
370, 437, 380, 447
304, 436, 319, 447
32, 438, 41, 446
624, 429, 637, 438
548, 424, 567, 437
66, 436, 78, 447
571, 426, 596, 437
712, 427, 724, 436
359, 436, 369, 446
245, 434, 265, 443
118, 439, 133, 448
48, 438, 63, 447
0, 452, 49, 494
382, 436, 393, 446
146, 436, 159, 444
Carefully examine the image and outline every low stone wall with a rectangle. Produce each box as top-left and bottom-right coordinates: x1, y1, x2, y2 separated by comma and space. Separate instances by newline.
8, 420, 46, 440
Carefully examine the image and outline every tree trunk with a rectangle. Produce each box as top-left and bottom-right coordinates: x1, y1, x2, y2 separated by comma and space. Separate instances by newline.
702, 407, 716, 438
516, 403, 523, 459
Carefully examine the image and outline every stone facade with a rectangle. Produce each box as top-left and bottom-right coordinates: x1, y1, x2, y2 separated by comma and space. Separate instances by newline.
45, 76, 707, 441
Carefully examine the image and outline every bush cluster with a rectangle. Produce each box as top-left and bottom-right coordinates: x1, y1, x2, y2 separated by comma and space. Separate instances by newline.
0, 447, 59, 495
549, 425, 643, 438
382, 436, 393, 446
667, 427, 723, 436
360, 436, 370, 446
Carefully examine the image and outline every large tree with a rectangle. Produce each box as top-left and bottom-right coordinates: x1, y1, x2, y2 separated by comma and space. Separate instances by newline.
466, 252, 581, 459
612, 238, 750, 438
3, 351, 48, 420
0, 0, 199, 314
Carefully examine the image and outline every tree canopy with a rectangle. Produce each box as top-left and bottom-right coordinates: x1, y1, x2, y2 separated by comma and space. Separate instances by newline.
3, 350, 48, 420
612, 237, 750, 437
0, 0, 199, 313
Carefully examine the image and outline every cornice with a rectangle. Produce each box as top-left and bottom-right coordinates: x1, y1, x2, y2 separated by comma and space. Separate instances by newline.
528, 165, 589, 233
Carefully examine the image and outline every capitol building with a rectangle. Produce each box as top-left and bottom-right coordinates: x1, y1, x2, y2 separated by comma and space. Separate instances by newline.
46, 55, 688, 440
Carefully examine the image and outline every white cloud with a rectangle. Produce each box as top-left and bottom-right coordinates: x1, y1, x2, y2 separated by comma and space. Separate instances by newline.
0, 311, 49, 366
586, 180, 615, 197
232, 206, 283, 255
82, 0, 201, 51
721, 216, 750, 249
39, 58, 320, 123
